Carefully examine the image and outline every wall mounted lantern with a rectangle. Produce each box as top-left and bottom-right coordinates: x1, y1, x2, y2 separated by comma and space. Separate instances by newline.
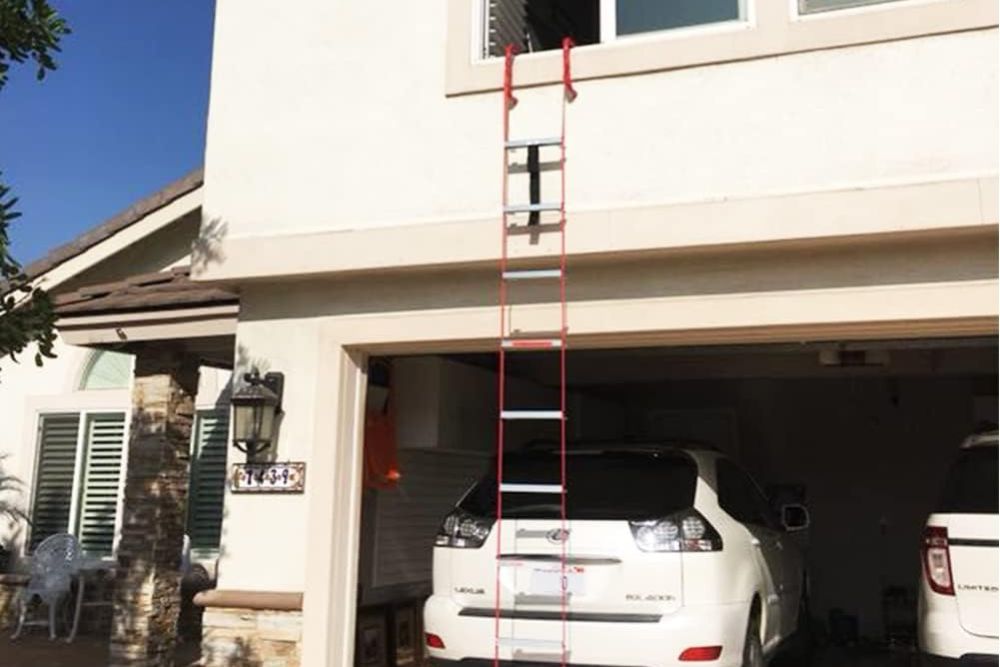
231, 370, 284, 461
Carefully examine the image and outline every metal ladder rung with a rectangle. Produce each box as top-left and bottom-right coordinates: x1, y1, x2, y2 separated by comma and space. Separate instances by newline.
505, 137, 562, 150
504, 202, 560, 214
502, 268, 562, 281
499, 483, 564, 494
502, 338, 562, 350
506, 221, 562, 235
501, 410, 563, 421
498, 637, 565, 651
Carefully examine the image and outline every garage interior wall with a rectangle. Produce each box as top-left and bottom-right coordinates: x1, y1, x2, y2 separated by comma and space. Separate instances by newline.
359, 356, 624, 603
358, 341, 996, 641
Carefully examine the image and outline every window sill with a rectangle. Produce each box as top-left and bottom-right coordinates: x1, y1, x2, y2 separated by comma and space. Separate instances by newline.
446, 0, 997, 96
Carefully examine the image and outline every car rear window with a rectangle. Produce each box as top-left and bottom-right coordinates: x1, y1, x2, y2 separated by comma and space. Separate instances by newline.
937, 445, 998, 514
458, 450, 698, 520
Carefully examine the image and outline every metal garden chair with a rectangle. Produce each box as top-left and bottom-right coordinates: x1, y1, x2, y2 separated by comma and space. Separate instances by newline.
11, 533, 81, 641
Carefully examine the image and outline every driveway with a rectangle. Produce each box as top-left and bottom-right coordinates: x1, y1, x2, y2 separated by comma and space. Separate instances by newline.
0, 634, 200, 667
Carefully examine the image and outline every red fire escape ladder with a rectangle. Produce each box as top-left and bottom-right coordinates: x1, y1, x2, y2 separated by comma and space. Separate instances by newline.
494, 37, 577, 667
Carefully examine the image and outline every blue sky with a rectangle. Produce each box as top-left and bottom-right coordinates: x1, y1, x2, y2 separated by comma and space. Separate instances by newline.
1, 1, 215, 265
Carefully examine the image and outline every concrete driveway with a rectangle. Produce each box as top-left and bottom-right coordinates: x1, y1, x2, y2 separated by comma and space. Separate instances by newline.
0, 634, 200, 667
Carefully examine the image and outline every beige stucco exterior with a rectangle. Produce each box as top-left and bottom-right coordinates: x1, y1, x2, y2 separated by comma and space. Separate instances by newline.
190, 1, 1000, 664
219, 231, 998, 665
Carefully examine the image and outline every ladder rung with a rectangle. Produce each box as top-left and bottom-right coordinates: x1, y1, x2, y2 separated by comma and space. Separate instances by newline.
505, 202, 560, 214
501, 410, 563, 421
498, 637, 565, 651
502, 338, 562, 350
499, 483, 564, 494
505, 137, 562, 150
506, 221, 563, 235
502, 269, 562, 281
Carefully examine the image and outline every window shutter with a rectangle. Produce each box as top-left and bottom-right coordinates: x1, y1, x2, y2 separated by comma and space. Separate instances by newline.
75, 414, 126, 556
187, 410, 229, 553
30, 414, 81, 550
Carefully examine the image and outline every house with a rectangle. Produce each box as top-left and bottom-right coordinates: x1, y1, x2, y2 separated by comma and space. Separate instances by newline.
0, 172, 236, 565
3, 1, 999, 666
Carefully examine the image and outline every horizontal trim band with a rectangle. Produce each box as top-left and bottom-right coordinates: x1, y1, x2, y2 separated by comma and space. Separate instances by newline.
193, 589, 303, 611
459, 608, 661, 623
196, 177, 998, 283
949, 538, 1000, 547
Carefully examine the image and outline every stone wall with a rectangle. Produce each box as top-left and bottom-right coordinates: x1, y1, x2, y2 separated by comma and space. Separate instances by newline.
201, 607, 302, 667
0, 574, 27, 629
110, 346, 200, 667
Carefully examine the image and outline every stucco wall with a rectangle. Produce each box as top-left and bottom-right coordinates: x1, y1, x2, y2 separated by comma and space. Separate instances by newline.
217, 229, 995, 591
61, 209, 201, 290
223, 227, 995, 664
203, 0, 996, 248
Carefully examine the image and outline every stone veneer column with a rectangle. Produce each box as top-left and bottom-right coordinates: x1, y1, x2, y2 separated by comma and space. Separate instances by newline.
110, 345, 199, 667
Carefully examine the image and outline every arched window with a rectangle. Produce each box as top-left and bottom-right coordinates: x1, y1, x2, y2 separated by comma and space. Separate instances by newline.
79, 350, 132, 390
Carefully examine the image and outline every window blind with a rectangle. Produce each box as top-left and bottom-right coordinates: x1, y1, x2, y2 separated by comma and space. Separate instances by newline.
187, 410, 229, 553
75, 414, 126, 556
30, 414, 81, 550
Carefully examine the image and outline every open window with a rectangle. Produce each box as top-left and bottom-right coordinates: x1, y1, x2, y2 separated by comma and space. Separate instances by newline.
482, 0, 745, 58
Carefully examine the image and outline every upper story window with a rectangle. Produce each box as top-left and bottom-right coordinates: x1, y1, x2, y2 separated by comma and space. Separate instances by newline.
79, 350, 132, 391
483, 0, 745, 58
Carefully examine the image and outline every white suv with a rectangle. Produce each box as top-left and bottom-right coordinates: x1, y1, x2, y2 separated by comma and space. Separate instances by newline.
918, 431, 999, 665
424, 444, 808, 666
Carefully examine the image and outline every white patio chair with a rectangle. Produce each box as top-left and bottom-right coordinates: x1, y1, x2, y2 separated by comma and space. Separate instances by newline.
11, 533, 81, 641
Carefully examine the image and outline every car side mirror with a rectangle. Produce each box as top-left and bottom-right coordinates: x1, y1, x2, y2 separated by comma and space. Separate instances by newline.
781, 504, 810, 532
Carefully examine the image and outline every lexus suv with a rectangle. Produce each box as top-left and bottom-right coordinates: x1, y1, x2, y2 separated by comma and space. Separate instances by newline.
918, 430, 999, 665
424, 444, 809, 666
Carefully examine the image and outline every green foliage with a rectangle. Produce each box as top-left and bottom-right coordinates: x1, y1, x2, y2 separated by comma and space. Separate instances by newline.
0, 0, 67, 373
0, 0, 70, 91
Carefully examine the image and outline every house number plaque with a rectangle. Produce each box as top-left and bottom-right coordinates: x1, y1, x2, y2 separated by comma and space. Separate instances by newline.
231, 462, 306, 493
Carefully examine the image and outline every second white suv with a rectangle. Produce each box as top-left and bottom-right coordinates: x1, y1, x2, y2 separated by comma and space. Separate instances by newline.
918, 430, 999, 665
424, 444, 809, 666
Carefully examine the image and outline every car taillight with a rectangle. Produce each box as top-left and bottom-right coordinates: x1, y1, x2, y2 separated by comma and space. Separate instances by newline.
425, 633, 445, 649
630, 509, 723, 552
922, 525, 954, 596
679, 646, 722, 661
435, 509, 494, 549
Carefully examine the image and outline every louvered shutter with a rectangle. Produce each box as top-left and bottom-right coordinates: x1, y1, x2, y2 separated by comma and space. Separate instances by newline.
187, 410, 229, 553
76, 414, 126, 556
30, 415, 81, 550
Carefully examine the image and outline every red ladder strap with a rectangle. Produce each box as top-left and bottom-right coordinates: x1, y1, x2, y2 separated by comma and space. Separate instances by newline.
562, 37, 577, 103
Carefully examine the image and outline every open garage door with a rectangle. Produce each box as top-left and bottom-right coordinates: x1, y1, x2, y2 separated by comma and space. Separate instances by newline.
354, 336, 996, 666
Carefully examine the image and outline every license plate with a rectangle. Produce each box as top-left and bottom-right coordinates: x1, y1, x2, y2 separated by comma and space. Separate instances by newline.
530, 567, 585, 596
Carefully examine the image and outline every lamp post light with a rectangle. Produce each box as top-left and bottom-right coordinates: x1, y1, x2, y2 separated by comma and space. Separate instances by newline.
231, 370, 284, 461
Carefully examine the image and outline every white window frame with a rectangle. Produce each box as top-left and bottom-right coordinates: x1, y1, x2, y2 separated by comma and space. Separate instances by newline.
478, 0, 752, 60
793, 0, 939, 19
452, 0, 993, 96
30, 409, 130, 559
601, 0, 750, 44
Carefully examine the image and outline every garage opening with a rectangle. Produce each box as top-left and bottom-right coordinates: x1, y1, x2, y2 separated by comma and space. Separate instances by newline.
353, 337, 997, 665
